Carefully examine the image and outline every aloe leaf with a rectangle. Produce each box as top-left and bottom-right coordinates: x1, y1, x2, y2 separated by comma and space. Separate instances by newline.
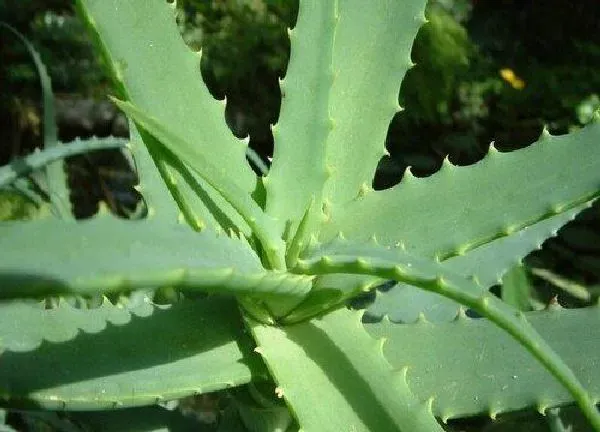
0, 137, 127, 189
322, 0, 427, 206
501, 264, 534, 310
248, 307, 444, 432
265, 1, 336, 238
127, 122, 180, 222
367, 204, 587, 322
133, 123, 251, 235
293, 242, 600, 429
74, 0, 255, 194
322, 120, 600, 260
0, 296, 266, 409
113, 99, 286, 270
366, 306, 600, 421
0, 218, 310, 300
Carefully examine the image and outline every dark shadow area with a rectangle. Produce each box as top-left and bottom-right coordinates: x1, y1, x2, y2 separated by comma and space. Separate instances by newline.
0, 297, 262, 408
284, 316, 410, 432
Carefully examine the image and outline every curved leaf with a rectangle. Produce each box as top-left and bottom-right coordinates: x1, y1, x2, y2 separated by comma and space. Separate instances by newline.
293, 240, 600, 429
0, 217, 310, 301
0, 296, 266, 409
265, 1, 337, 238
322, 120, 600, 260
323, 0, 427, 206
74, 0, 255, 193
367, 203, 589, 322
0, 137, 127, 189
366, 306, 600, 421
248, 307, 443, 432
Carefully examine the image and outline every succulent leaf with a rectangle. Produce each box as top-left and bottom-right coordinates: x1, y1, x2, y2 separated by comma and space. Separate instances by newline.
368, 203, 589, 322
322, 122, 600, 260
74, 0, 255, 193
112, 99, 286, 270
294, 241, 600, 428
0, 296, 264, 409
248, 307, 444, 432
366, 306, 600, 421
265, 1, 337, 239
0, 218, 309, 301
0, 137, 127, 189
322, 0, 427, 206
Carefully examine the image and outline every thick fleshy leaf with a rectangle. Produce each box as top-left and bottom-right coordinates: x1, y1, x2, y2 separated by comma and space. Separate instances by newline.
293, 240, 600, 428
248, 307, 443, 432
321, 120, 600, 260
112, 100, 286, 270
0, 217, 310, 300
0, 296, 266, 409
75, 0, 255, 193
367, 204, 588, 322
265, 1, 336, 239
366, 306, 600, 421
323, 0, 427, 206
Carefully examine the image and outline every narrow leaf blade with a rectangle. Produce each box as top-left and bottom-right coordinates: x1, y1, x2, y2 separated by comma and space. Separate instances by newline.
323, 0, 427, 206
266, 1, 336, 236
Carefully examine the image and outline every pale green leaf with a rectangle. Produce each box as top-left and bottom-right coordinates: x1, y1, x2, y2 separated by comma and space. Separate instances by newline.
367, 306, 600, 421
0, 218, 310, 300
0, 137, 127, 189
367, 204, 587, 322
293, 241, 600, 429
75, 0, 255, 194
265, 1, 336, 238
0, 296, 265, 409
321, 121, 600, 260
323, 0, 427, 206
248, 307, 443, 432
112, 99, 286, 270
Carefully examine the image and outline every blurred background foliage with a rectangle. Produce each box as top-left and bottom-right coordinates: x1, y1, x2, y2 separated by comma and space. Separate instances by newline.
1, 0, 600, 430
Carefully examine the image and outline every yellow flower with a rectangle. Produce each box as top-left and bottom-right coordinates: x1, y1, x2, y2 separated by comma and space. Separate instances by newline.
500, 68, 525, 89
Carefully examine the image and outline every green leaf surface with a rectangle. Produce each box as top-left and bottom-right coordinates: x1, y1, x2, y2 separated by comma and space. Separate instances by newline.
0, 217, 310, 300
0, 137, 127, 189
501, 264, 534, 310
248, 307, 443, 432
135, 125, 252, 235
127, 122, 180, 222
265, 1, 336, 238
323, 0, 427, 206
0, 296, 265, 409
75, 0, 255, 194
366, 204, 587, 322
293, 241, 600, 429
321, 121, 600, 259
366, 306, 600, 421
113, 99, 286, 270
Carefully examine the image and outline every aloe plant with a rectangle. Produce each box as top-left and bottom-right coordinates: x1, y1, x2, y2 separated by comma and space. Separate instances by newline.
1, 1, 600, 430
